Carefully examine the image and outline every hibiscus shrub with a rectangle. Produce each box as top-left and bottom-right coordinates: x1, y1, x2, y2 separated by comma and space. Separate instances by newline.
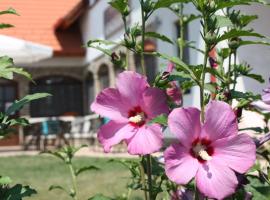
0, 7, 50, 200
88, 0, 270, 200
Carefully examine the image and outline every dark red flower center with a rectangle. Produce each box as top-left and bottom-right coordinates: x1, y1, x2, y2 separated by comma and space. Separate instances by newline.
128, 106, 147, 127
190, 138, 214, 163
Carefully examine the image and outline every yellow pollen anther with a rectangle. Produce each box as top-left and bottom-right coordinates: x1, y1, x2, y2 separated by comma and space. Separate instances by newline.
193, 144, 212, 161
129, 113, 145, 124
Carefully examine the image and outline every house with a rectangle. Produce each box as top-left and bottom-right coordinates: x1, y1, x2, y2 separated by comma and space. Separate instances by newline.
0, 0, 269, 145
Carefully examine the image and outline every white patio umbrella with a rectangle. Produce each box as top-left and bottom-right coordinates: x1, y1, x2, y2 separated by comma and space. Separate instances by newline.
0, 35, 53, 64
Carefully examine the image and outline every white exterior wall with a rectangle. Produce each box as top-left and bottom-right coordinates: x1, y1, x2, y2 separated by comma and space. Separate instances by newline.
80, 1, 270, 108
237, 5, 270, 93
81, 1, 204, 108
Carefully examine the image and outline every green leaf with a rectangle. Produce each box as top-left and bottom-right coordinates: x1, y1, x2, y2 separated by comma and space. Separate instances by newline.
204, 83, 217, 93
0, 176, 12, 185
9, 118, 29, 126
0, 8, 19, 16
213, 15, 233, 28
6, 93, 51, 116
217, 0, 268, 10
145, 32, 173, 44
0, 56, 32, 80
2, 184, 37, 200
205, 68, 226, 83
217, 29, 265, 43
243, 73, 265, 83
0, 23, 14, 29
75, 165, 100, 176
148, 114, 168, 126
49, 185, 68, 193
87, 40, 115, 57
154, 0, 188, 9
88, 194, 114, 200
239, 40, 270, 47
109, 0, 129, 16
152, 52, 195, 78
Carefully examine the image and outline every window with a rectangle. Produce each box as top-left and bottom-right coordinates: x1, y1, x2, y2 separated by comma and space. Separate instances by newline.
104, 4, 130, 39
134, 40, 157, 84
85, 73, 94, 114
0, 80, 17, 114
98, 65, 110, 90
176, 23, 190, 63
30, 76, 83, 117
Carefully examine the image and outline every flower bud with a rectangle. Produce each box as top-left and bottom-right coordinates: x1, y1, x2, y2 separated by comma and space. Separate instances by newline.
205, 32, 217, 45
166, 82, 182, 106
229, 37, 241, 50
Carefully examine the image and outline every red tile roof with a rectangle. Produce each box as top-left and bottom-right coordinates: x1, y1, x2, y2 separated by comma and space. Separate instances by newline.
0, 0, 87, 56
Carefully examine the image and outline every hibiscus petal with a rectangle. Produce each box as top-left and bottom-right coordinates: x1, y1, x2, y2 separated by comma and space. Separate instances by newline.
116, 71, 149, 106
168, 107, 201, 148
202, 101, 237, 141
196, 159, 238, 200
212, 134, 256, 173
91, 88, 129, 122
164, 143, 199, 185
262, 88, 270, 104
141, 87, 169, 119
98, 121, 136, 153
126, 124, 163, 155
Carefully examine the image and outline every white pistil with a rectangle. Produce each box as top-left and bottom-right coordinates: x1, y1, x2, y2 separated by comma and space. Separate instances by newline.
129, 112, 145, 124
193, 144, 212, 161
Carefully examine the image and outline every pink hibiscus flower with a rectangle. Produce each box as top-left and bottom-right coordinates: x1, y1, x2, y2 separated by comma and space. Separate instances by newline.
164, 101, 256, 200
165, 62, 182, 106
91, 71, 169, 155
262, 78, 270, 104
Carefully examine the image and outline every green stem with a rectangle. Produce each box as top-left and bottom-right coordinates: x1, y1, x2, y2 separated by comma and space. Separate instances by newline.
146, 155, 153, 200
140, 0, 146, 76
123, 16, 129, 70
126, 48, 129, 69
179, 3, 184, 61
227, 52, 232, 90
232, 51, 237, 91
68, 163, 78, 200
200, 13, 210, 122
200, 44, 209, 122
140, 157, 148, 200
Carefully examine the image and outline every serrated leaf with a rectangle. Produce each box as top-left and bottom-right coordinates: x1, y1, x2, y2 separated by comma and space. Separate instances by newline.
6, 93, 51, 116
154, 0, 189, 9
0, 8, 18, 16
0, 23, 14, 29
217, 29, 265, 43
75, 165, 100, 176
145, 32, 173, 44
148, 114, 168, 126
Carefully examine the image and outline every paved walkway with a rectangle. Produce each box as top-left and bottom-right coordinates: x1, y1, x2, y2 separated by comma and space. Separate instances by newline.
0, 146, 138, 158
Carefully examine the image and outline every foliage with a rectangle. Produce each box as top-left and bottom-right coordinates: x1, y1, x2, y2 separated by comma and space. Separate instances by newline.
87, 0, 270, 199
0, 6, 50, 199
45, 145, 99, 200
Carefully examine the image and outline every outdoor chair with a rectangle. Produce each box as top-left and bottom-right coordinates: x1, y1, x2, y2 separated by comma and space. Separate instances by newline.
67, 114, 100, 146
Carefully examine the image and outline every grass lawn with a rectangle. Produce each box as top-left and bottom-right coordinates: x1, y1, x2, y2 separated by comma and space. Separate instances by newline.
0, 155, 144, 200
